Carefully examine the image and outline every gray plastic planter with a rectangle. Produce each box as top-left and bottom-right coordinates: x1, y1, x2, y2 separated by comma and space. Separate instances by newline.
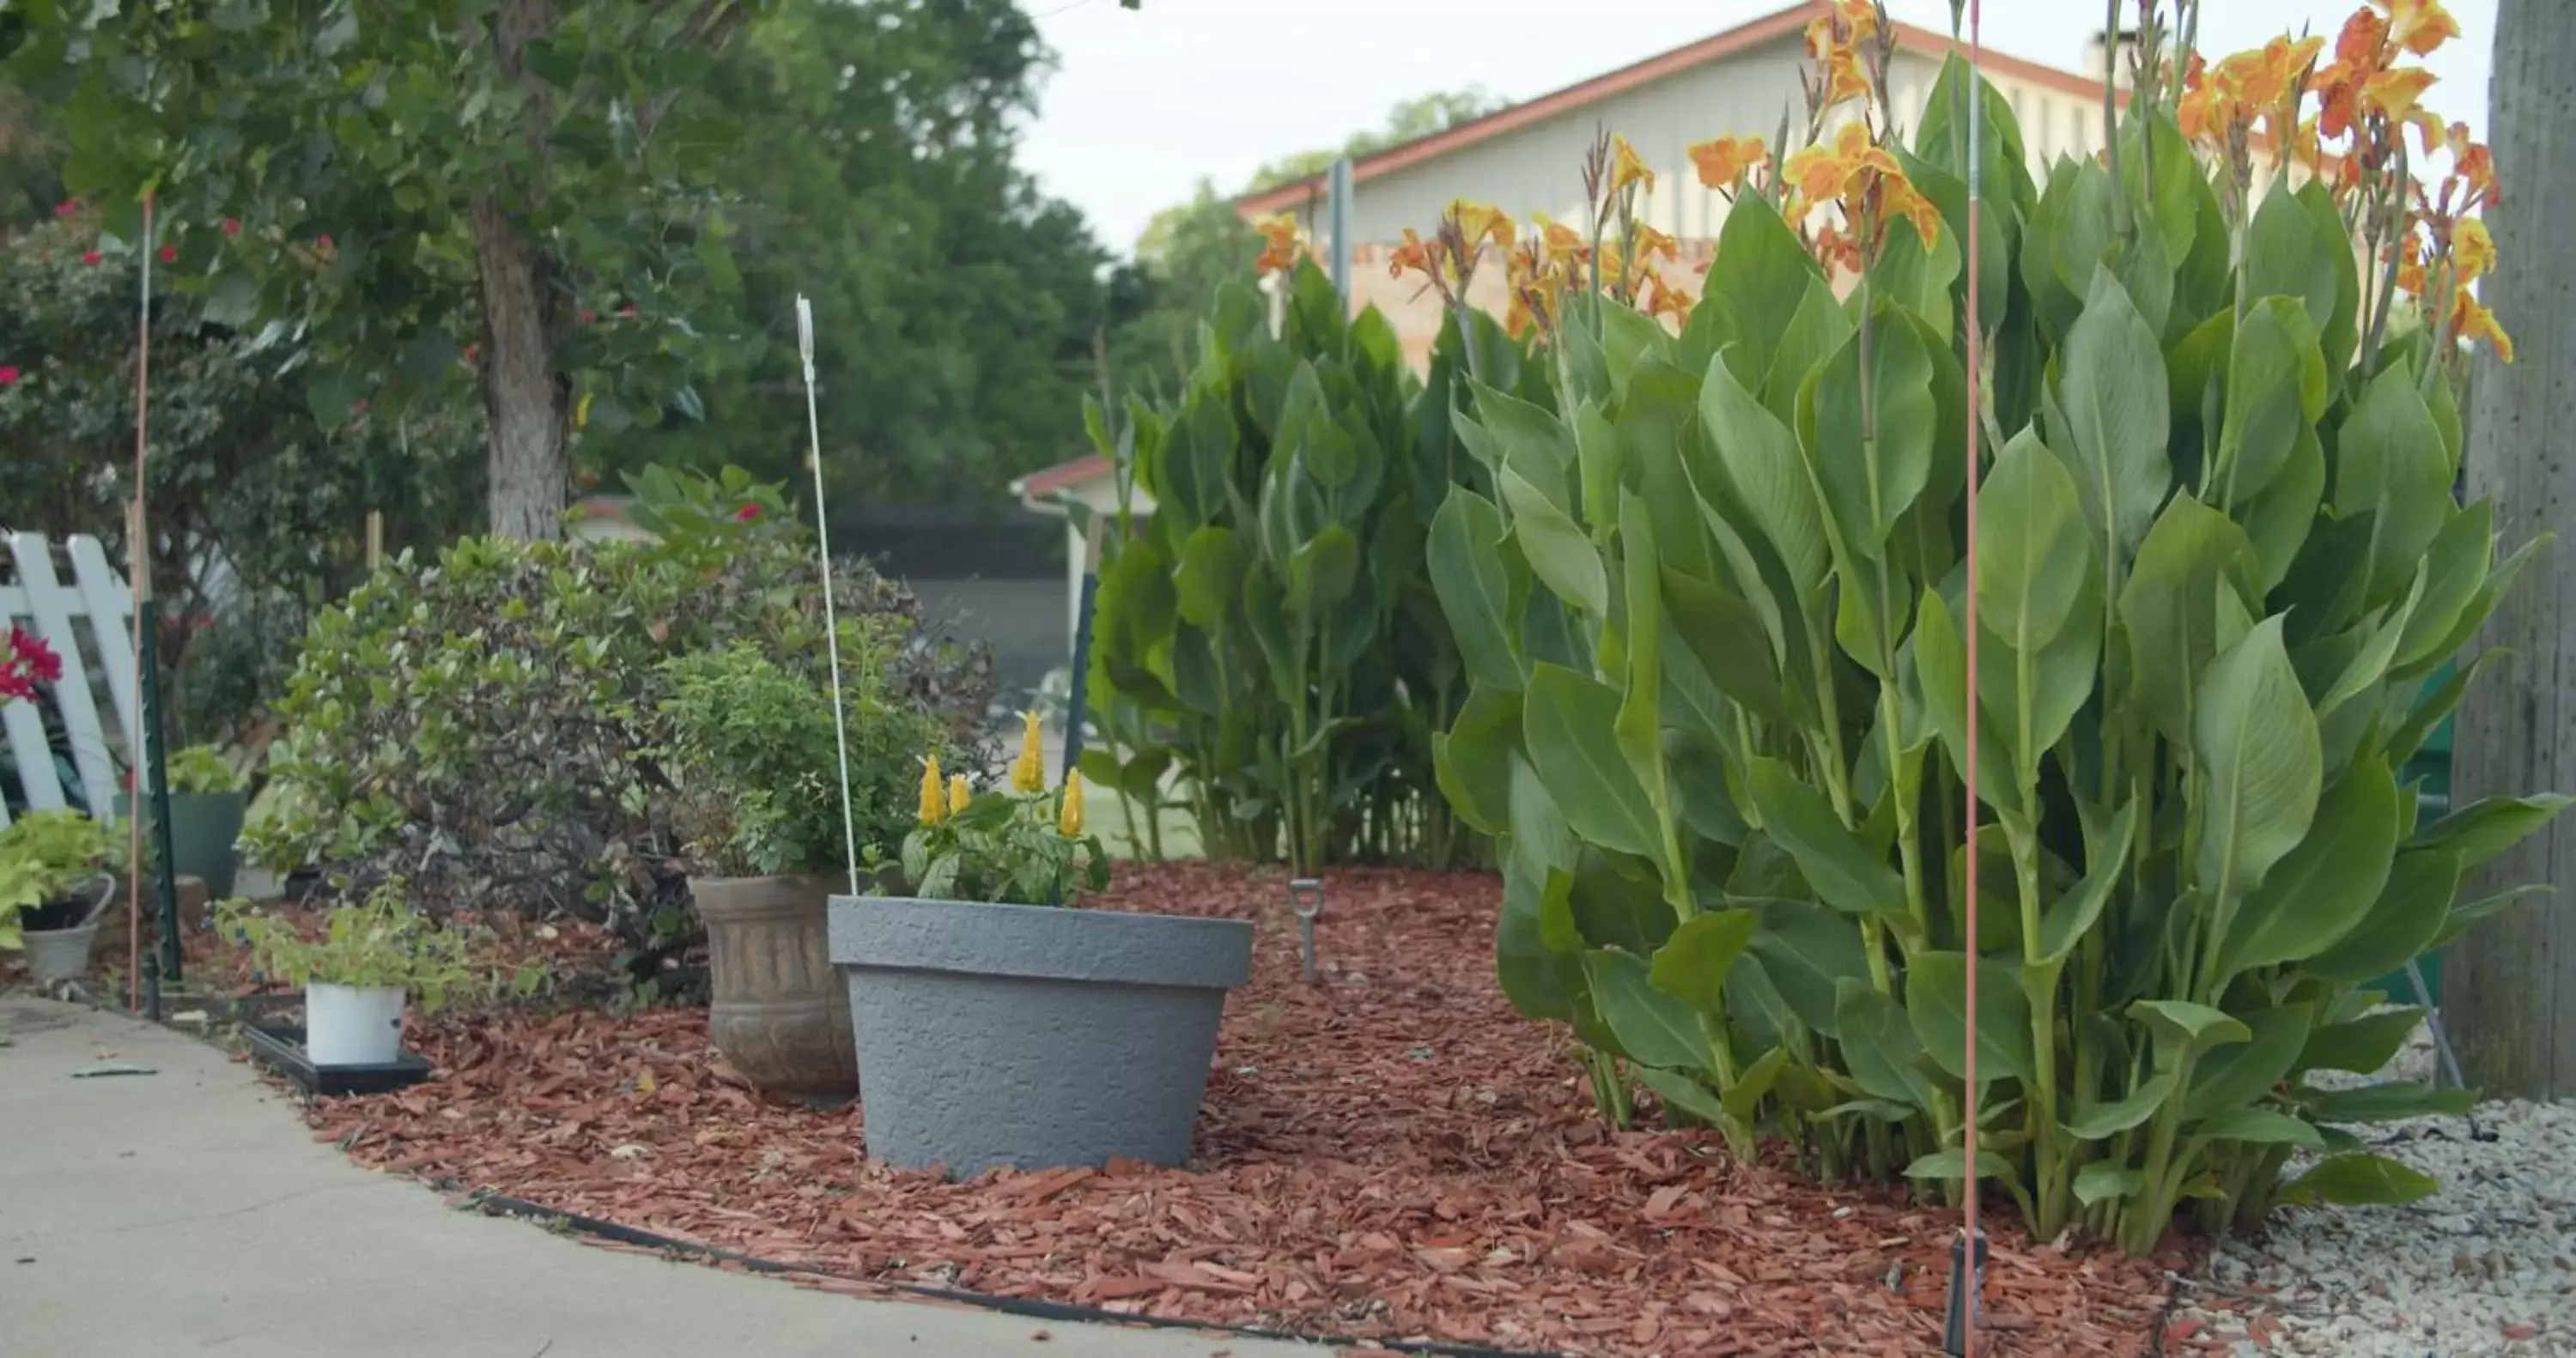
828, 895, 1253, 1177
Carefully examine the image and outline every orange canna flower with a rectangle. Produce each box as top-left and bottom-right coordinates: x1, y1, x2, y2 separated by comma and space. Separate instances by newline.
1634, 223, 1680, 263
2452, 215, 2495, 282
2211, 35, 2323, 114
1804, 11, 1873, 109
1609, 136, 1656, 195
1254, 213, 1304, 275
1642, 272, 1694, 323
1388, 227, 1433, 281
2382, 0, 2460, 56
1530, 211, 1588, 264
1688, 134, 1769, 190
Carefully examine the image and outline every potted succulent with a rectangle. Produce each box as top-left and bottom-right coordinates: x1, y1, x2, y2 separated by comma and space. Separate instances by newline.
215, 879, 473, 1067
659, 641, 939, 1103
0, 809, 119, 984
829, 714, 1254, 1176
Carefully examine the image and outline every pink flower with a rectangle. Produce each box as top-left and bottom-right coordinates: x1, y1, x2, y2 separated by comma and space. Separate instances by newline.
463, 343, 480, 364
317, 233, 334, 253
54, 199, 80, 219
82, 251, 100, 266
158, 244, 178, 264
0, 366, 18, 386
578, 308, 598, 325
734, 504, 762, 522
222, 217, 241, 238
619, 304, 636, 318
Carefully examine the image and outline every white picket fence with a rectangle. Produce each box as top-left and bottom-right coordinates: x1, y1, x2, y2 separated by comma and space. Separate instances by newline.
0, 532, 140, 829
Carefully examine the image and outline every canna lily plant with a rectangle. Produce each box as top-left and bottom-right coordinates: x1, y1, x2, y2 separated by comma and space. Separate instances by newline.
1425, 0, 2562, 1253
898, 718, 1109, 907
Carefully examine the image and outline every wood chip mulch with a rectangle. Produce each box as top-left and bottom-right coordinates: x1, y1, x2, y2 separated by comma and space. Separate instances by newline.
288, 863, 2194, 1356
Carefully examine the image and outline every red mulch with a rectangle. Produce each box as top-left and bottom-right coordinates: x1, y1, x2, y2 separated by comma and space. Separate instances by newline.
284, 864, 2190, 1356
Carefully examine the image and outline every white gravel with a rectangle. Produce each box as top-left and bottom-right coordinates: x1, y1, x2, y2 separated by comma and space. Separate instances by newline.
2174, 1022, 2576, 1355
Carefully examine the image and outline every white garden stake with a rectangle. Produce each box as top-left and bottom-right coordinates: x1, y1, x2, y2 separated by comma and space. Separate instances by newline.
796, 295, 864, 897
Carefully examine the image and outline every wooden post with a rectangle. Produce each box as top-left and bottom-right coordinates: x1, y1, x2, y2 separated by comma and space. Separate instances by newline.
366, 510, 384, 569
2450, 0, 2576, 1100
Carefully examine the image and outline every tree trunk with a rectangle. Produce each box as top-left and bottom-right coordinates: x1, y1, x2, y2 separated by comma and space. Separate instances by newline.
2450, 0, 2576, 1100
471, 197, 568, 541
471, 0, 568, 542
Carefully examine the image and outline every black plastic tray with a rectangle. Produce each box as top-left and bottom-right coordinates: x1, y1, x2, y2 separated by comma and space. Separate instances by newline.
243, 1022, 434, 1097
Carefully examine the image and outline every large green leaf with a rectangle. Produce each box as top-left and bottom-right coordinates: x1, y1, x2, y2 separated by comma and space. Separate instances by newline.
1613, 493, 1670, 847
2036, 800, 2136, 966
2247, 188, 2355, 380
1662, 567, 1788, 724
1747, 897, 1868, 1039
2062, 1071, 2177, 1140
1911, 589, 2023, 820
1433, 682, 1521, 835
1427, 490, 1528, 692
1635, 1065, 1728, 1126
2295, 1007, 2427, 1077
2217, 753, 2398, 979
2303, 850, 2463, 983
1468, 379, 1577, 487
2393, 503, 2494, 673
2279, 1152, 2439, 1207
1763, 276, 1856, 428
1173, 525, 1250, 630
2190, 1107, 2325, 1152
1584, 949, 1708, 1072
2302, 1082, 2478, 1125
2120, 476, 2263, 749
1704, 191, 1825, 379
1522, 664, 1662, 861
1807, 313, 1937, 559
1977, 426, 2093, 653
1649, 909, 1759, 1014
2191, 615, 2324, 897
2433, 884, 2553, 949
2074, 1161, 2146, 1207
2184, 1004, 2312, 1119
1835, 978, 1940, 1111
2129, 999, 2252, 1065
1499, 467, 1608, 618
1743, 756, 1906, 918
2333, 365, 2453, 608
1698, 350, 1830, 603
2210, 296, 2326, 506
1906, 951, 2034, 1083
2053, 266, 2172, 573
2409, 795, 2576, 871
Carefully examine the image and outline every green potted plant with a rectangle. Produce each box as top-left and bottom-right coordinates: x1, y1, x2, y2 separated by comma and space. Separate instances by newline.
0, 809, 119, 984
659, 637, 940, 1103
162, 743, 252, 896
215, 880, 473, 1067
828, 715, 1254, 1176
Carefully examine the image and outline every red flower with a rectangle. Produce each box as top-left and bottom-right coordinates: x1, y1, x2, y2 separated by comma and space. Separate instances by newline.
578, 308, 598, 324
464, 343, 480, 364
318, 233, 334, 252
733, 504, 762, 522
619, 304, 637, 318
82, 251, 100, 266
0, 366, 18, 386
2, 627, 61, 704
158, 244, 178, 264
222, 217, 241, 238
54, 199, 80, 219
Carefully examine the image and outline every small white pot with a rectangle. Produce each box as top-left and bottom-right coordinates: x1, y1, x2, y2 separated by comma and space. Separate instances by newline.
305, 983, 408, 1067
22, 923, 100, 985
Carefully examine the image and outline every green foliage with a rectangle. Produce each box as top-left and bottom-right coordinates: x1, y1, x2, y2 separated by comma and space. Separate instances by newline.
0, 808, 116, 903
1082, 262, 1525, 870
215, 881, 478, 1013
1425, 59, 2561, 1253
900, 779, 1109, 908
166, 745, 246, 796
243, 479, 992, 954
658, 639, 942, 879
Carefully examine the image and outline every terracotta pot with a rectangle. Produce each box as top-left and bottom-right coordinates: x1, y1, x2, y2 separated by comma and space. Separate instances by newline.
690, 874, 858, 1102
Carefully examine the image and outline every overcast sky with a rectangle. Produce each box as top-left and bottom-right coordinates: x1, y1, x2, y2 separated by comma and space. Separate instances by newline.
1017, 0, 2500, 256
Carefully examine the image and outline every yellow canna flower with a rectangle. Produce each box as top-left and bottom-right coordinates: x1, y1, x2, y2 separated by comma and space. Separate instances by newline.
1609, 135, 1656, 195
2452, 216, 2496, 283
1254, 213, 1303, 276
1011, 712, 1046, 793
2360, 65, 2438, 124
1059, 777, 1085, 836
1687, 134, 1768, 191
917, 754, 946, 827
1448, 200, 1513, 252
949, 773, 973, 816
2451, 291, 2514, 363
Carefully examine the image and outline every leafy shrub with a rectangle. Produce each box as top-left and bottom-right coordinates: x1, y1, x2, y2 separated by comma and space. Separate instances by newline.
215, 880, 478, 1012
0, 808, 118, 932
1078, 259, 1536, 870
167, 744, 246, 795
1423, 12, 2560, 1252
658, 637, 945, 879
245, 469, 993, 955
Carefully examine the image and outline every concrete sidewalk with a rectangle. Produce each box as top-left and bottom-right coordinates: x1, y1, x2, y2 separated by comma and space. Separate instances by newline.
0, 997, 1321, 1358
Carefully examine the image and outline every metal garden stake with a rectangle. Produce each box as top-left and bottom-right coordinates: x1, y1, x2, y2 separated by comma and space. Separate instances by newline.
1942, 1227, 1989, 1356
1288, 878, 1323, 982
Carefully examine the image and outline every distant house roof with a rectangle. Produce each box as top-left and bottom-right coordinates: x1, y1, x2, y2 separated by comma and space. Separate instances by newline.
1009, 457, 1115, 503
1235, 0, 2117, 218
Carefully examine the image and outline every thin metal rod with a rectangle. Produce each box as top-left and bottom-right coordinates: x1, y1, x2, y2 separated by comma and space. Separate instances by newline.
1959, 2, 1986, 1353
123, 194, 160, 1015
796, 297, 861, 897
1060, 516, 1104, 784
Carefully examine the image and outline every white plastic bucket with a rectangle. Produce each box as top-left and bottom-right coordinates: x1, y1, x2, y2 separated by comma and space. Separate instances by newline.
22, 923, 99, 985
305, 983, 407, 1067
